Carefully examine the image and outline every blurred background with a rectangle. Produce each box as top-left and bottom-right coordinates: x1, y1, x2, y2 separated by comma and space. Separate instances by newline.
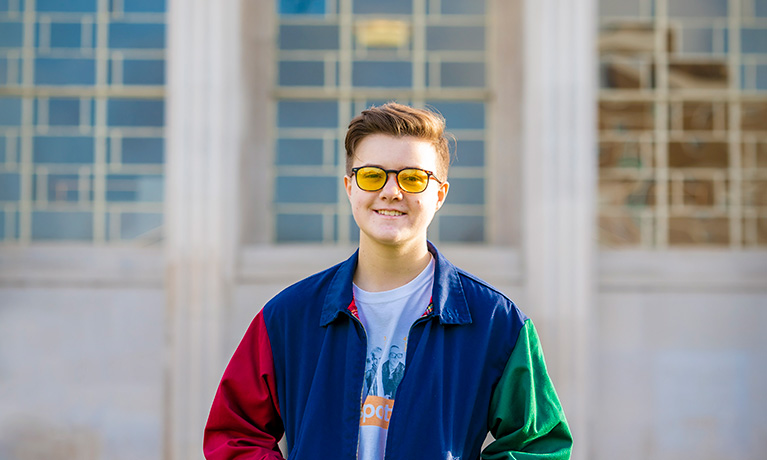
0, 0, 766, 459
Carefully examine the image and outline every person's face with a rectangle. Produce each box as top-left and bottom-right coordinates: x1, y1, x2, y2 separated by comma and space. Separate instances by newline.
389, 347, 403, 367
344, 134, 449, 251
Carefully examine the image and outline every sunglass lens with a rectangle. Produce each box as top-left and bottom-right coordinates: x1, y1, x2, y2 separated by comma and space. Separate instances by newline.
356, 167, 386, 191
398, 169, 429, 193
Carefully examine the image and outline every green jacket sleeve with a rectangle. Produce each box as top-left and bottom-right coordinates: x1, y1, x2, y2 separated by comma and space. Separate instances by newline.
482, 319, 573, 460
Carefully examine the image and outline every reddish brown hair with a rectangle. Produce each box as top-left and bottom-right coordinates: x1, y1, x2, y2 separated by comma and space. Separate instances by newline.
344, 102, 451, 180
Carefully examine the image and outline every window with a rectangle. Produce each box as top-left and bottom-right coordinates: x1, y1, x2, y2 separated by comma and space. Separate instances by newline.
274, 0, 490, 243
598, 0, 767, 247
0, 0, 165, 244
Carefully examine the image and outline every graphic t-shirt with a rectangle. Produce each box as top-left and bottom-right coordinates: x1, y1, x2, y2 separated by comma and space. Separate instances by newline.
353, 257, 435, 460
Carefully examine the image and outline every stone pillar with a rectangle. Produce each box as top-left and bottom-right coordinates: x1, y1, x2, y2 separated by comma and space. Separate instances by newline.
164, 0, 243, 458
521, 0, 597, 458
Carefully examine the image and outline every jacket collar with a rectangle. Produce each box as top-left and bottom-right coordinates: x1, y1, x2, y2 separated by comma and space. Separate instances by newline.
320, 242, 472, 326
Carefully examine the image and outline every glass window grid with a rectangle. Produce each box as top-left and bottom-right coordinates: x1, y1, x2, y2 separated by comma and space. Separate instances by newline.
275, 0, 490, 244
598, 0, 767, 248
0, 2, 165, 244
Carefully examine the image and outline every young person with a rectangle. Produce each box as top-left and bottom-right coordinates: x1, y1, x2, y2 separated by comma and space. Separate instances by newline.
204, 103, 573, 459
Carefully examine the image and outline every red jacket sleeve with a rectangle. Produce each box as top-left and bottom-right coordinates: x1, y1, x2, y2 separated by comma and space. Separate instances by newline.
204, 310, 285, 459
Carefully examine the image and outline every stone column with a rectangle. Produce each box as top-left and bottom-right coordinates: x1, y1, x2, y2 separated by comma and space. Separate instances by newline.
164, 0, 243, 458
521, 0, 597, 458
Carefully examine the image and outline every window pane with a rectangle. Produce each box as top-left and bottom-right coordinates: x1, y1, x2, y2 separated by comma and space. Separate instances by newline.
48, 98, 81, 126
35, 58, 96, 85
279, 61, 325, 87
276, 213, 324, 242
120, 212, 162, 239
668, 0, 727, 18
109, 23, 165, 49
427, 101, 485, 129
279, 25, 339, 50
275, 176, 337, 203
108, 99, 164, 127
439, 215, 484, 242
0, 173, 20, 201
278, 100, 338, 128
440, 62, 485, 87
34, 136, 94, 163
441, 0, 485, 15
280, 0, 325, 15
32, 211, 93, 240
277, 138, 325, 165
445, 178, 484, 204
353, 61, 412, 87
123, 60, 165, 85
427, 26, 484, 51
453, 140, 484, 167
122, 137, 164, 164
353, 0, 411, 15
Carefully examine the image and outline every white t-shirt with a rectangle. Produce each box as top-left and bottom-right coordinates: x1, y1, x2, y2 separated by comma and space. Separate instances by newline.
353, 257, 435, 460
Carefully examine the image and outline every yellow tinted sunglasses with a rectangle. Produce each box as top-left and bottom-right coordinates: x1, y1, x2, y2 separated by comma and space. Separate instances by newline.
351, 166, 442, 194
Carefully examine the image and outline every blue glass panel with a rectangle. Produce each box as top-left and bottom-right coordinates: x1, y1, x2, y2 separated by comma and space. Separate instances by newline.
668, 0, 727, 17
49, 22, 82, 48
441, 0, 484, 14
353, 61, 412, 87
0, 211, 4, 240
0, 98, 22, 125
44, 174, 86, 202
48, 98, 81, 126
275, 176, 337, 203
0, 0, 8, 11
742, 29, 767, 54
122, 137, 164, 163
120, 212, 162, 239
278, 100, 338, 128
0, 21, 22, 47
106, 174, 163, 201
280, 0, 325, 15
427, 26, 484, 51
439, 215, 484, 242
35, 58, 96, 85
279, 25, 339, 50
348, 215, 359, 242
445, 178, 484, 204
277, 138, 324, 165
109, 23, 165, 49
279, 61, 325, 86
123, 0, 166, 12
757, 65, 767, 91
276, 213, 323, 242
426, 101, 485, 129
108, 99, 164, 127
37, 0, 96, 11
440, 62, 485, 87
353, 0, 411, 14
34, 136, 94, 163
681, 27, 714, 54
453, 140, 484, 166
0, 173, 20, 200
32, 211, 93, 240
598, 1, 641, 17
0, 136, 5, 162
757, 0, 767, 17
0, 57, 7, 85
122, 59, 165, 85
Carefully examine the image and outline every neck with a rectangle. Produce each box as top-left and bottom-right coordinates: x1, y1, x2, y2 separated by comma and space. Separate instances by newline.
354, 238, 432, 292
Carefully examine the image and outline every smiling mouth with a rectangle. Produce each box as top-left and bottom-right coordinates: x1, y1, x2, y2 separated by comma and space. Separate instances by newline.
376, 210, 404, 216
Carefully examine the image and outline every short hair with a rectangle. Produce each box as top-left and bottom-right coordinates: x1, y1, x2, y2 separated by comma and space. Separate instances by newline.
344, 102, 451, 181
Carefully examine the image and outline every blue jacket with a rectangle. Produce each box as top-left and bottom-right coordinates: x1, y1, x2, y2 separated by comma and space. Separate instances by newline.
204, 243, 572, 459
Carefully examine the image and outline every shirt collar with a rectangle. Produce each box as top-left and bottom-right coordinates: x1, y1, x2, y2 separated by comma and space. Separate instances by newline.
319, 242, 472, 326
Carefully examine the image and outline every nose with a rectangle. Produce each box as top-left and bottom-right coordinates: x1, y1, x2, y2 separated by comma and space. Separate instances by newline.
379, 172, 403, 199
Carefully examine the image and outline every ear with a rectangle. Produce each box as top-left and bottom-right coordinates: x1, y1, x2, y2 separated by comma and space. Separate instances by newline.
435, 181, 449, 211
344, 174, 353, 199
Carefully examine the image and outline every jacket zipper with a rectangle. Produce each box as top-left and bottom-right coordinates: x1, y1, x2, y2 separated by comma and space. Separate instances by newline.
348, 311, 368, 460
382, 310, 434, 460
